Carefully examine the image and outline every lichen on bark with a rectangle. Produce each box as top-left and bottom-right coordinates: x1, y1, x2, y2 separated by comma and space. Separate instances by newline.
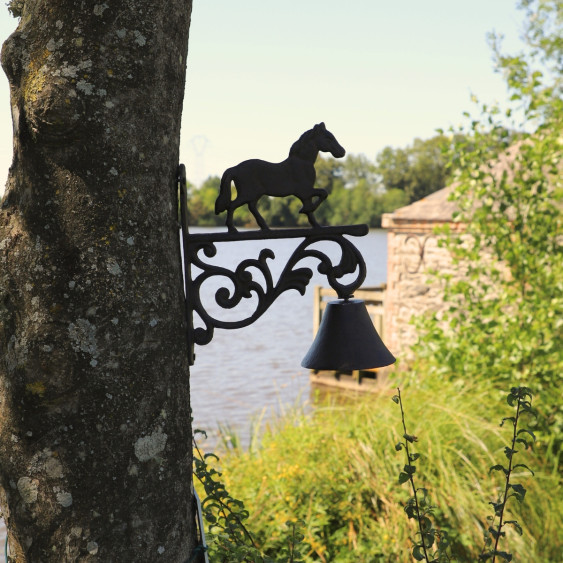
0, 1, 196, 561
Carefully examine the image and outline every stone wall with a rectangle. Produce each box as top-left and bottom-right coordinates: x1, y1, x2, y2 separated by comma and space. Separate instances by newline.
381, 186, 466, 360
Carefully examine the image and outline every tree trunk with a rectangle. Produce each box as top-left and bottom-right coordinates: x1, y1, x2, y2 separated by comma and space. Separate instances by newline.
0, 1, 195, 561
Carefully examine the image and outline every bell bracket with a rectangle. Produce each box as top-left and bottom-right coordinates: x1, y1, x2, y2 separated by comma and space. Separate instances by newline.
178, 165, 368, 365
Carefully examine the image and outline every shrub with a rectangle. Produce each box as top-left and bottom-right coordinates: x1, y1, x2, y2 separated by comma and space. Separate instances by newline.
199, 379, 562, 562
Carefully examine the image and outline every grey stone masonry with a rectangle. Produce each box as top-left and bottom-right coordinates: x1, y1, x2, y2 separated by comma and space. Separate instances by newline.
381, 186, 466, 359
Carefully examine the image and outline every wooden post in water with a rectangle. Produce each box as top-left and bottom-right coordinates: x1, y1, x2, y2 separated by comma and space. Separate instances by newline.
313, 285, 322, 336
309, 284, 388, 390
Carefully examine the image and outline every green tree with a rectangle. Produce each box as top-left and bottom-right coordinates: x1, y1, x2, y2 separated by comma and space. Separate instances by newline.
314, 155, 391, 228
380, 188, 409, 213
188, 176, 225, 226
405, 136, 448, 202
414, 0, 563, 439
375, 135, 451, 203
341, 154, 379, 189
375, 145, 410, 192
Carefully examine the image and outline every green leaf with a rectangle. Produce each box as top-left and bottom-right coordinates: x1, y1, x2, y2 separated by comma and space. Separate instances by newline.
404, 503, 417, 519
509, 483, 527, 502
404, 464, 417, 475
420, 516, 433, 532
392, 395, 400, 404
409, 453, 421, 462
395, 442, 404, 451
488, 526, 505, 540
422, 532, 435, 548
500, 416, 515, 427
517, 428, 536, 442
512, 463, 534, 476
489, 464, 508, 475
413, 545, 426, 561
489, 500, 504, 516
403, 433, 418, 443
494, 550, 513, 561
504, 520, 523, 535
515, 437, 531, 448
398, 472, 410, 484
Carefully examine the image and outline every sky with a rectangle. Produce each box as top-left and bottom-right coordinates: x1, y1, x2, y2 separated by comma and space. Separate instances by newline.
0, 1, 524, 195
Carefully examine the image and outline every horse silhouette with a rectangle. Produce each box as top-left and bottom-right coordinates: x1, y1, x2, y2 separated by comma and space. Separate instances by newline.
215, 122, 345, 231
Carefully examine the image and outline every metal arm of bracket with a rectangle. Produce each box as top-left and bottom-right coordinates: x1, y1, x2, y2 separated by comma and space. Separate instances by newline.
178, 164, 368, 365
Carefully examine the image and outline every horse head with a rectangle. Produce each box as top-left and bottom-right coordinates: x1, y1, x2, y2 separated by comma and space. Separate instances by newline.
289, 123, 346, 161
312, 122, 346, 158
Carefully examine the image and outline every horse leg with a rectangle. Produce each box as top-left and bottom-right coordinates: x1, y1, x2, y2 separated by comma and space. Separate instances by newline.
248, 200, 269, 230
297, 197, 320, 228
299, 190, 327, 213
300, 190, 327, 227
226, 205, 237, 232
306, 211, 320, 228
311, 190, 327, 210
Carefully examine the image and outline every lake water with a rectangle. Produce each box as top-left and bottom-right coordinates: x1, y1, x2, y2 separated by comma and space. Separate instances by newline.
188, 227, 388, 442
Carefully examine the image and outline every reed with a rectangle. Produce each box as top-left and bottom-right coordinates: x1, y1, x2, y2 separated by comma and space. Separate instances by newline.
204, 378, 562, 562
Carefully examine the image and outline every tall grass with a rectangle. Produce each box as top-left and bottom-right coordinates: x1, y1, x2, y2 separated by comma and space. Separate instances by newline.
204, 379, 562, 562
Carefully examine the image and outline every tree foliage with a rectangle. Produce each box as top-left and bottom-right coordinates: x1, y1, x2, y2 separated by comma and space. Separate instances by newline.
375, 135, 451, 204
413, 0, 563, 441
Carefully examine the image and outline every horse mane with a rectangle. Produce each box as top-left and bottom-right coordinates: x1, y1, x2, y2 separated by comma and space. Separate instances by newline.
288, 128, 315, 157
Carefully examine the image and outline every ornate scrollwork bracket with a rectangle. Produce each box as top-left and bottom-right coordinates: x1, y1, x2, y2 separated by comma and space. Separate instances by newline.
178, 165, 368, 365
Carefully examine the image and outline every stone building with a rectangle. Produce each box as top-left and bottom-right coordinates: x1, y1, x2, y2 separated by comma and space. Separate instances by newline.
380, 145, 528, 359
381, 186, 463, 359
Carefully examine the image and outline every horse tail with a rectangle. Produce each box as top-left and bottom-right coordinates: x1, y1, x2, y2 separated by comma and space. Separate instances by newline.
216, 168, 234, 214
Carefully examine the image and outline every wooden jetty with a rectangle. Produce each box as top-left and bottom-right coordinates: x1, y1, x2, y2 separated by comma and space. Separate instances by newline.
309, 284, 387, 392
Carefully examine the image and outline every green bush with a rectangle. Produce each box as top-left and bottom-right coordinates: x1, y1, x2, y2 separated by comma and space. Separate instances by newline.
198, 380, 562, 562
414, 0, 562, 443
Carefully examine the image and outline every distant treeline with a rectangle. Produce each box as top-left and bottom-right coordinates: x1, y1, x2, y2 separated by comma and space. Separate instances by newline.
186, 135, 454, 228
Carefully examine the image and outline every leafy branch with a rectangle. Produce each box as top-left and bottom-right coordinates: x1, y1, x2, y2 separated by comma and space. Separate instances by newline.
394, 387, 537, 562
193, 430, 261, 561
393, 389, 451, 562
192, 430, 306, 562
480, 387, 536, 562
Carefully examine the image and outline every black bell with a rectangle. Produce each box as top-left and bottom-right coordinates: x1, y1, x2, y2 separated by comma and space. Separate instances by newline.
301, 299, 396, 371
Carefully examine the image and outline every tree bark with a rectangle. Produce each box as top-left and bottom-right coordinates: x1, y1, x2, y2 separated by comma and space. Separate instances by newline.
0, 1, 195, 561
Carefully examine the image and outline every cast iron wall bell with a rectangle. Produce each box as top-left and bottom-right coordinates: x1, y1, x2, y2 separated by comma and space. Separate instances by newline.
301, 299, 395, 370
178, 124, 395, 370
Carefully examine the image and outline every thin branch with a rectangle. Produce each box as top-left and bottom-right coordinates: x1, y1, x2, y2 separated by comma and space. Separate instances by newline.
397, 388, 430, 563
193, 437, 259, 549
491, 396, 521, 563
